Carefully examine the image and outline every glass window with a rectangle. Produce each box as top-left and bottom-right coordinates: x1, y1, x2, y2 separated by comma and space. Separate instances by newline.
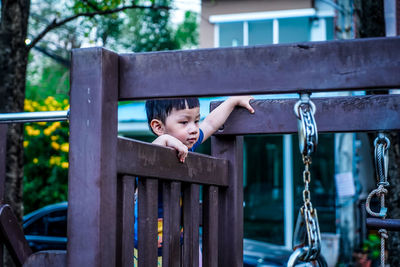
248, 20, 273, 46
47, 210, 67, 237
219, 22, 243, 47
326, 17, 335, 40
25, 216, 47, 236
278, 17, 311, 43
243, 135, 284, 245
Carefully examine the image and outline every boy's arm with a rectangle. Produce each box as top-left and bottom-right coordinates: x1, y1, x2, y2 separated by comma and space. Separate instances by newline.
152, 134, 188, 163
200, 96, 254, 141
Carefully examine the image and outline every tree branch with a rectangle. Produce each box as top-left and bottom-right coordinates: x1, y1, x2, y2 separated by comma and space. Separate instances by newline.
27, 4, 170, 50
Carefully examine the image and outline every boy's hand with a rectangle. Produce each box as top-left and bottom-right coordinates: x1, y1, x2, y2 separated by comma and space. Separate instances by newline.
153, 134, 189, 163
228, 96, 255, 114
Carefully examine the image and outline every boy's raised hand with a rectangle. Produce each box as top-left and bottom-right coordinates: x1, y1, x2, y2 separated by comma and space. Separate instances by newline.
152, 134, 188, 163
228, 96, 255, 114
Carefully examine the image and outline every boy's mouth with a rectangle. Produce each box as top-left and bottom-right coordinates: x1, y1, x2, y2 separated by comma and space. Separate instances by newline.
187, 138, 197, 143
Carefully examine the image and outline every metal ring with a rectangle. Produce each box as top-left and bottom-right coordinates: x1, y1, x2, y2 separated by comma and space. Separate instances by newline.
294, 100, 316, 119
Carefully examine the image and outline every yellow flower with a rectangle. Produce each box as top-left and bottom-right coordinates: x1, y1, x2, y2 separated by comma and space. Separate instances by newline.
44, 128, 52, 136
60, 143, 69, 152
61, 162, 69, 169
23, 141, 29, 147
51, 142, 60, 150
33, 158, 38, 164
49, 156, 61, 165
63, 99, 69, 105
37, 122, 47, 126
51, 135, 59, 141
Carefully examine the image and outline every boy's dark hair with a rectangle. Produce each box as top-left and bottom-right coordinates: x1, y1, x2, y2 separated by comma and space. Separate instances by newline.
145, 98, 200, 133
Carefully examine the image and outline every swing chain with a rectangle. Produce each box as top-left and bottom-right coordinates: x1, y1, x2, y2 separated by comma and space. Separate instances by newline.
366, 133, 390, 267
294, 93, 318, 156
288, 93, 326, 267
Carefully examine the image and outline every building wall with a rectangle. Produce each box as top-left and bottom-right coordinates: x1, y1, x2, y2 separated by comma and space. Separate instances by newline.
200, 0, 313, 48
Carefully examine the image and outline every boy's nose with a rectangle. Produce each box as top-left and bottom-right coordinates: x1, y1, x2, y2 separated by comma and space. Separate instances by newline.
188, 124, 198, 134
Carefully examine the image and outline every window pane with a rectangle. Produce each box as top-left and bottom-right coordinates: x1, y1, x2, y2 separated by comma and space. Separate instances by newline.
219, 22, 243, 47
47, 210, 67, 237
244, 135, 284, 245
248, 20, 273, 46
326, 17, 335, 40
279, 17, 311, 43
25, 216, 47, 235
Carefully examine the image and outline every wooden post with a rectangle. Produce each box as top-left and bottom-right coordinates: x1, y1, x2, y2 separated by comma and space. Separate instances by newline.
211, 136, 243, 267
0, 124, 7, 267
68, 48, 118, 266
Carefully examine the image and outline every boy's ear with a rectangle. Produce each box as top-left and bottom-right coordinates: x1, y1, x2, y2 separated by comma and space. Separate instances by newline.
150, 119, 165, 136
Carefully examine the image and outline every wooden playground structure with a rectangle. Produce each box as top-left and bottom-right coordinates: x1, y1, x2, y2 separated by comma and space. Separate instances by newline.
0, 36, 399, 267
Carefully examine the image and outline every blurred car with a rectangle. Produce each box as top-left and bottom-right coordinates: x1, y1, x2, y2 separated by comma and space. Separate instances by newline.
23, 202, 68, 252
23, 202, 311, 266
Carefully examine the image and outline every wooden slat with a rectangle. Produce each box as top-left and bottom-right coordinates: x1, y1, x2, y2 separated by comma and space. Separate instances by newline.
138, 178, 158, 267
162, 182, 182, 267
0, 125, 6, 267
119, 37, 400, 100
0, 204, 32, 266
211, 94, 400, 135
183, 184, 200, 267
211, 136, 244, 267
69, 47, 119, 266
117, 137, 228, 186
202, 186, 219, 267
116, 175, 135, 267
23, 251, 66, 267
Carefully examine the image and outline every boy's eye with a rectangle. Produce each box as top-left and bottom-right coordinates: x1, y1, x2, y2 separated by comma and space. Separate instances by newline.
179, 121, 188, 125
195, 120, 200, 124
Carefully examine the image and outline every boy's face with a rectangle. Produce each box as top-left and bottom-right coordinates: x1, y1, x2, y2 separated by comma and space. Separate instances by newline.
162, 107, 200, 149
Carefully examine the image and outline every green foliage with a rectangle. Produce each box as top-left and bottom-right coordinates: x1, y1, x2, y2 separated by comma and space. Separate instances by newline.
174, 11, 199, 49
23, 97, 70, 213
363, 234, 381, 260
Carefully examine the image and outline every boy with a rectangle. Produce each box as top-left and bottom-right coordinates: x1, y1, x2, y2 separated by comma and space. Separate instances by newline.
147, 96, 254, 162
135, 96, 254, 266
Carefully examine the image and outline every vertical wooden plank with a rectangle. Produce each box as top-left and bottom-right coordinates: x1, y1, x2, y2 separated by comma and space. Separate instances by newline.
68, 48, 118, 267
0, 125, 7, 267
183, 184, 200, 267
202, 186, 219, 267
138, 178, 158, 267
162, 182, 182, 267
211, 136, 244, 267
116, 175, 135, 267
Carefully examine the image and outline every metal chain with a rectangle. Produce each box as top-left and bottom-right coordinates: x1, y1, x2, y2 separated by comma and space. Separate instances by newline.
288, 94, 326, 267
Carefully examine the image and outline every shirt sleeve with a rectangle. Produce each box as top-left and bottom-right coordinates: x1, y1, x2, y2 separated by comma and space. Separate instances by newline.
189, 129, 204, 152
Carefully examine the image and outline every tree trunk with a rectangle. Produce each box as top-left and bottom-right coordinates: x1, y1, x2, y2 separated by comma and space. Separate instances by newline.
0, 0, 30, 266
354, 0, 400, 266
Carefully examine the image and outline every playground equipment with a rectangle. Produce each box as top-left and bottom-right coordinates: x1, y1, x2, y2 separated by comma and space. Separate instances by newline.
0, 37, 399, 267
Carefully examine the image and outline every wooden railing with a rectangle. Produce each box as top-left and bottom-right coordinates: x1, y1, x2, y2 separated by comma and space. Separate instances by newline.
0, 37, 399, 267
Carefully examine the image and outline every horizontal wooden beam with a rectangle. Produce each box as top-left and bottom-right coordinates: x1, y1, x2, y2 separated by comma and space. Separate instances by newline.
211, 94, 400, 135
117, 138, 228, 186
119, 37, 400, 100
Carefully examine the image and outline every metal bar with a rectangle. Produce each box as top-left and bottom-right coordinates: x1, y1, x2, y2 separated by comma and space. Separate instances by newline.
211, 94, 400, 135
119, 37, 400, 100
0, 110, 69, 124
367, 218, 400, 231
117, 137, 229, 186
162, 182, 182, 267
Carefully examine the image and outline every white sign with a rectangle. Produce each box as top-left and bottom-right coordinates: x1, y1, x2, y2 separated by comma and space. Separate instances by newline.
335, 172, 356, 198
